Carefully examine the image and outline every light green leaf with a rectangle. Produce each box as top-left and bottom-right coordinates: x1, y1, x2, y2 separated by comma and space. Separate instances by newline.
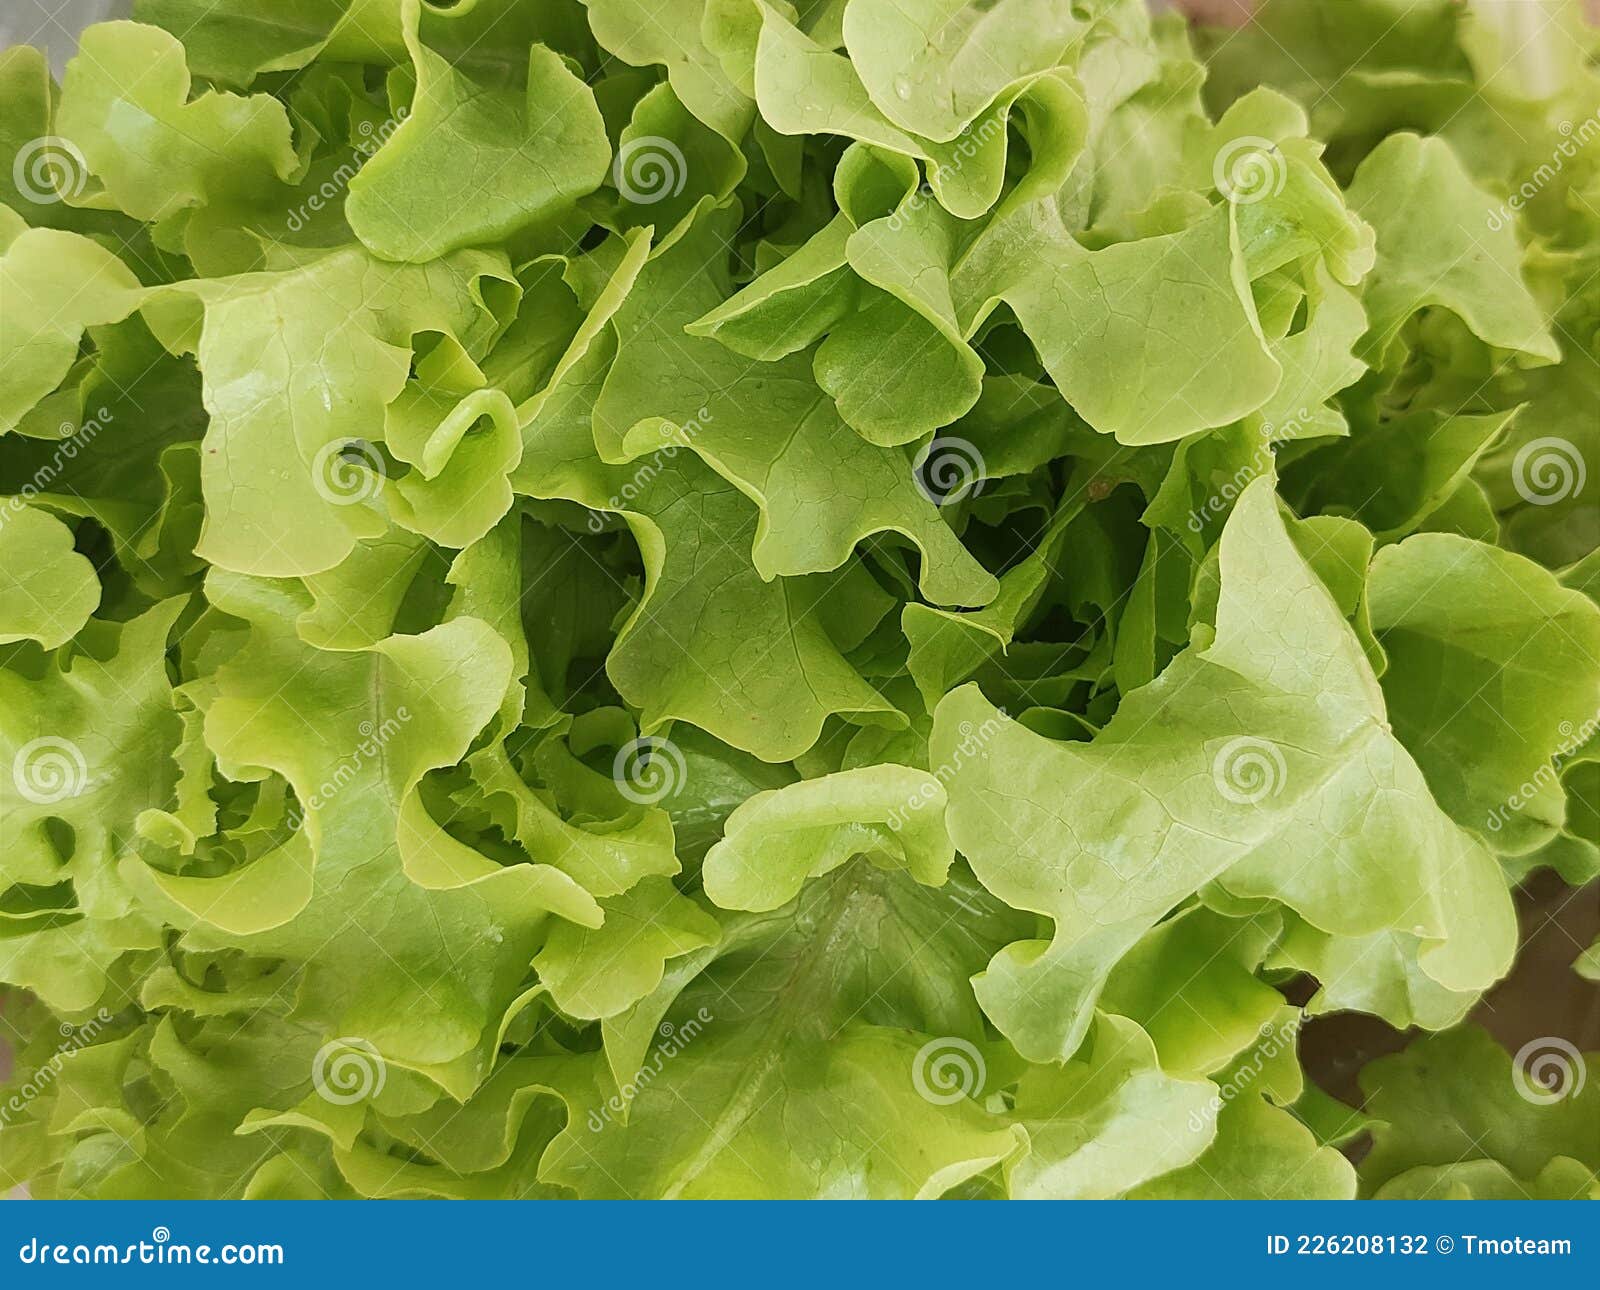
704, 764, 953, 911
933, 478, 1514, 1061
1368, 533, 1600, 836
58, 22, 298, 222
535, 877, 720, 1020
0, 507, 99, 647
347, 28, 609, 261
1349, 133, 1558, 365
0, 226, 142, 434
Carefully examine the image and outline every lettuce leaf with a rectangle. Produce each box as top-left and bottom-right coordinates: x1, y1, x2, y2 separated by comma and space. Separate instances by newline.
2, 0, 1594, 1202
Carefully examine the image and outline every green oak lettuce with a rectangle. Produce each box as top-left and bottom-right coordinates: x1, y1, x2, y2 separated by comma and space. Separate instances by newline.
1, 0, 1596, 1200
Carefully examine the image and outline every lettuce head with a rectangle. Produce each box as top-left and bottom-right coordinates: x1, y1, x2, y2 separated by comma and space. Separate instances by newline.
1, 0, 1596, 1200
